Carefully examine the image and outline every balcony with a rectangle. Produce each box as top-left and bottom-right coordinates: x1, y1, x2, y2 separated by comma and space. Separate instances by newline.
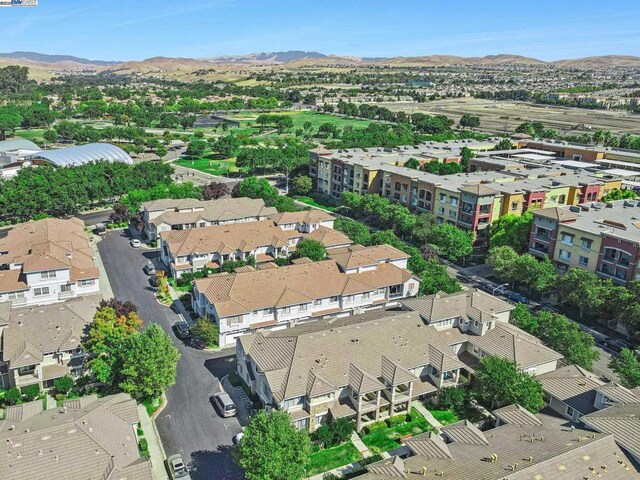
534, 233, 551, 243
529, 244, 549, 255
10, 297, 27, 306
16, 372, 40, 387
58, 291, 74, 300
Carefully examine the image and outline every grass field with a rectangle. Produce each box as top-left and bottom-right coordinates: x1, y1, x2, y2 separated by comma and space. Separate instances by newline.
425, 406, 460, 426
360, 410, 434, 454
175, 155, 247, 176
305, 442, 362, 477
14, 129, 46, 142
225, 111, 374, 131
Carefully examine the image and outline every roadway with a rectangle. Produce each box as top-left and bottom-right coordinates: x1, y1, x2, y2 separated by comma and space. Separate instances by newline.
97, 230, 243, 480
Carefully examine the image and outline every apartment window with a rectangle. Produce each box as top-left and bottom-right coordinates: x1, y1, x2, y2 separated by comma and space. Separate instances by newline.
579, 256, 589, 267
581, 238, 592, 250
33, 286, 50, 297
566, 405, 575, 418
263, 308, 273, 316
362, 292, 370, 300
7, 291, 25, 300
330, 296, 339, 303
394, 182, 401, 191
559, 194, 566, 204
281, 307, 291, 314
314, 299, 322, 306
314, 413, 327, 426
419, 189, 426, 199
227, 316, 242, 326
375, 288, 385, 295
439, 193, 446, 203
511, 202, 518, 211
448, 211, 457, 219
60, 284, 72, 293
559, 249, 571, 261
450, 198, 458, 207
284, 396, 304, 410
40, 270, 57, 279
78, 279, 95, 287
344, 295, 354, 303
299, 303, 308, 311
561, 233, 574, 245
550, 196, 558, 203
438, 207, 445, 215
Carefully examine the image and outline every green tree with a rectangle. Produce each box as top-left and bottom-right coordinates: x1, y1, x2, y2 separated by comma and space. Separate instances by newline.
291, 175, 313, 196
412, 212, 436, 245
0, 112, 22, 140
600, 188, 637, 202
294, 239, 327, 262
117, 324, 180, 401
43, 129, 58, 144
234, 409, 311, 480
211, 135, 242, 158
609, 348, 640, 388
334, 218, 371, 246
191, 318, 219, 348
488, 211, 533, 253
21, 384, 41, 402
493, 138, 513, 151
419, 260, 462, 295
535, 311, 598, 370
474, 356, 544, 413
404, 158, 420, 170
186, 139, 208, 158
430, 223, 473, 261
460, 146, 474, 171
487, 246, 520, 285
459, 114, 480, 129
54, 376, 74, 396
516, 255, 556, 294
557, 268, 604, 319
234, 177, 278, 203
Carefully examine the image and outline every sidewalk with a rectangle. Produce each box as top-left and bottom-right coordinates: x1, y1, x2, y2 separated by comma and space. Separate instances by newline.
221, 375, 253, 425
91, 236, 114, 300
137, 404, 169, 480
411, 400, 443, 429
350, 431, 373, 459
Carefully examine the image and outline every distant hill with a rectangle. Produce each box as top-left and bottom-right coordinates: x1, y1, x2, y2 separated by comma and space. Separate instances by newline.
105, 56, 215, 74
0, 51, 119, 66
204, 51, 327, 64
551, 55, 640, 68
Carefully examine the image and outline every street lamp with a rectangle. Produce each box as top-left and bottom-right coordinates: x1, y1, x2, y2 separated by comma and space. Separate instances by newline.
492, 283, 509, 295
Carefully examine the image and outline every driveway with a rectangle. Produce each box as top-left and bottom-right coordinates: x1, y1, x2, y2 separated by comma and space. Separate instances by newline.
98, 230, 243, 480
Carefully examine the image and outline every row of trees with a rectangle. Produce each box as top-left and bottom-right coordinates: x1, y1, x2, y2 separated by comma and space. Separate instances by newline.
0, 161, 174, 222
487, 245, 640, 337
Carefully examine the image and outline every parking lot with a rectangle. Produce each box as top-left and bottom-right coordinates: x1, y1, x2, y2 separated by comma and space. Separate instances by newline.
97, 229, 243, 480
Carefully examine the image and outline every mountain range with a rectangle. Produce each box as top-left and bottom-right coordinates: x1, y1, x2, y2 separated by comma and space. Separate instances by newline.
1, 50, 639, 73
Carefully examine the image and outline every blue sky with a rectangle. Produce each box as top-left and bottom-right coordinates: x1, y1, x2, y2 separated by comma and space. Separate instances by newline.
2, 0, 639, 61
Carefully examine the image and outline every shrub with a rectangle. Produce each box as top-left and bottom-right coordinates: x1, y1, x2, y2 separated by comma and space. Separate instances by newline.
331, 417, 355, 444
21, 384, 41, 402
387, 414, 408, 428
312, 424, 334, 447
3, 388, 21, 406
191, 318, 219, 348
54, 376, 74, 396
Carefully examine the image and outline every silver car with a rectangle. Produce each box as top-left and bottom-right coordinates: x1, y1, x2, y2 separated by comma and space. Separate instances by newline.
167, 454, 191, 479
211, 392, 237, 418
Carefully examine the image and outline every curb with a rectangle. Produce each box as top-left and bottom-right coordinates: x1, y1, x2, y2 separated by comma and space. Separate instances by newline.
151, 393, 169, 421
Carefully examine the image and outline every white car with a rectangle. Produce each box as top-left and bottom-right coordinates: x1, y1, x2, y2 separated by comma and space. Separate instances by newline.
130, 239, 142, 248
232, 431, 244, 445
167, 454, 191, 479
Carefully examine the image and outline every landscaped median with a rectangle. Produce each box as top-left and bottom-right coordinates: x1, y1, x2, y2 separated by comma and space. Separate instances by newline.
359, 409, 435, 454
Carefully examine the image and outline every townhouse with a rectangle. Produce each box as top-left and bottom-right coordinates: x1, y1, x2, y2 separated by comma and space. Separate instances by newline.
538, 364, 640, 465
192, 244, 420, 347
0, 295, 99, 390
0, 393, 152, 480
160, 211, 351, 278
237, 288, 562, 432
140, 196, 278, 241
0, 218, 100, 307
529, 199, 640, 283
359, 406, 637, 480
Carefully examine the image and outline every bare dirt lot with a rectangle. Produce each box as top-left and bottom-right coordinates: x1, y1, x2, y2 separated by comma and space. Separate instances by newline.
382, 97, 640, 136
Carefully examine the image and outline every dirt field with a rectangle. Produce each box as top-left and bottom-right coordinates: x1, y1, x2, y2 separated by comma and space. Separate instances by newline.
382, 97, 640, 136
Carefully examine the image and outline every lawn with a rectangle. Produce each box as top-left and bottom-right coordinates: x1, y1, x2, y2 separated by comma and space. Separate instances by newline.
175, 155, 247, 176
306, 442, 362, 477
295, 195, 336, 212
359, 410, 435, 454
14, 129, 46, 142
425, 406, 460, 426
169, 278, 191, 293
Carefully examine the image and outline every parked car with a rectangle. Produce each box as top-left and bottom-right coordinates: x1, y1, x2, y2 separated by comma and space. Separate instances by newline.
173, 320, 191, 340
211, 392, 237, 418
505, 291, 528, 304
143, 262, 156, 275
604, 338, 633, 352
232, 431, 244, 445
94, 223, 106, 236
149, 274, 159, 291
167, 454, 191, 480
130, 239, 142, 248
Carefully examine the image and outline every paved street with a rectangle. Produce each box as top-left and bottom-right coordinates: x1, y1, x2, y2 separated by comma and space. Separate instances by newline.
97, 229, 243, 480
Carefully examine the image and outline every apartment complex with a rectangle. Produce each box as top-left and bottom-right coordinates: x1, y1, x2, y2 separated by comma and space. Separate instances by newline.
141, 196, 278, 241
0, 393, 152, 480
359, 407, 637, 480
0, 295, 99, 390
0, 218, 100, 307
160, 211, 351, 278
237, 289, 561, 432
192, 244, 420, 347
538, 364, 640, 465
309, 143, 622, 252
529, 199, 640, 284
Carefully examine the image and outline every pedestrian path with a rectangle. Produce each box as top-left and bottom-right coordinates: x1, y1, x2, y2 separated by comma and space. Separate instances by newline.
411, 400, 443, 429
91, 236, 114, 300
350, 431, 373, 459
137, 404, 169, 480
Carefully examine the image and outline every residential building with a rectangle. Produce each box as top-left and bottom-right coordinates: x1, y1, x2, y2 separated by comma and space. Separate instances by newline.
140, 196, 278, 241
401, 289, 562, 376
192, 245, 420, 347
0, 393, 153, 480
360, 406, 638, 480
236, 309, 465, 432
0, 218, 100, 307
160, 212, 351, 278
529, 199, 640, 283
0, 295, 99, 390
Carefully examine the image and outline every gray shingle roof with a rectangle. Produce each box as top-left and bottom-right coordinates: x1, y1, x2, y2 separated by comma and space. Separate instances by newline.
538, 364, 604, 415
582, 402, 640, 461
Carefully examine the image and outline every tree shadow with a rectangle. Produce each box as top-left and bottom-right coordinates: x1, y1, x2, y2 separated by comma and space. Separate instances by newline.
189, 446, 242, 480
